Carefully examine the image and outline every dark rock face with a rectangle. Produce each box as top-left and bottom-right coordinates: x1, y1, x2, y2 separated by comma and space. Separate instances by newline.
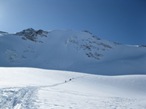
16, 28, 48, 41
0, 31, 7, 34
139, 45, 146, 47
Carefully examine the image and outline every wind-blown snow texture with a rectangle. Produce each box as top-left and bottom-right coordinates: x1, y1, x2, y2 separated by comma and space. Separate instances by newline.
0, 28, 146, 75
0, 68, 146, 109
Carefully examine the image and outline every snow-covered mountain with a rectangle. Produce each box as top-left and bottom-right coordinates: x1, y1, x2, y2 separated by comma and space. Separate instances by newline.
0, 28, 146, 109
0, 28, 146, 75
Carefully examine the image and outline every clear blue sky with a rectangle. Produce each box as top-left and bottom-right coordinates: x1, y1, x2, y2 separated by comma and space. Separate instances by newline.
0, 0, 146, 45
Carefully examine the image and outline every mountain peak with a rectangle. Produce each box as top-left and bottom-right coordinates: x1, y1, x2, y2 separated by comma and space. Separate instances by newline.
15, 28, 48, 41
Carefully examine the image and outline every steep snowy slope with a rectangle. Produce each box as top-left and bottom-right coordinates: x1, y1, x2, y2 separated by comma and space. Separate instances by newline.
0, 68, 146, 109
0, 28, 146, 75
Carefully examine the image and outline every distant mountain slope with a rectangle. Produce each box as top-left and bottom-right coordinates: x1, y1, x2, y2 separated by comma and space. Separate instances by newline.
0, 28, 146, 75
0, 31, 8, 36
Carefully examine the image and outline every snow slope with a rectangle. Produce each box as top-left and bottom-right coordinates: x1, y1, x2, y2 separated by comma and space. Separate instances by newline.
0, 28, 146, 75
0, 67, 146, 109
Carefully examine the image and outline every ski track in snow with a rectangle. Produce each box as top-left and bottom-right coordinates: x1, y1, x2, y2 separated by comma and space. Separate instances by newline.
0, 86, 38, 109
0, 76, 82, 109
0, 76, 146, 109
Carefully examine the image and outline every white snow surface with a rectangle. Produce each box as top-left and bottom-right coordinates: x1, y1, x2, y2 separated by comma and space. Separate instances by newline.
0, 29, 146, 75
0, 67, 146, 109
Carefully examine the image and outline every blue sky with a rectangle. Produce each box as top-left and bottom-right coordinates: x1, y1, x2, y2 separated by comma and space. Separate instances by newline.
0, 0, 146, 45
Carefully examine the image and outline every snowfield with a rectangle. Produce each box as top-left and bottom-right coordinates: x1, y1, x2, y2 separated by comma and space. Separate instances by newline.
0, 67, 146, 109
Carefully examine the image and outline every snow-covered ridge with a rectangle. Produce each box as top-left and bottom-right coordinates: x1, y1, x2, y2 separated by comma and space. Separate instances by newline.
0, 31, 8, 36
0, 28, 146, 75
0, 67, 146, 109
